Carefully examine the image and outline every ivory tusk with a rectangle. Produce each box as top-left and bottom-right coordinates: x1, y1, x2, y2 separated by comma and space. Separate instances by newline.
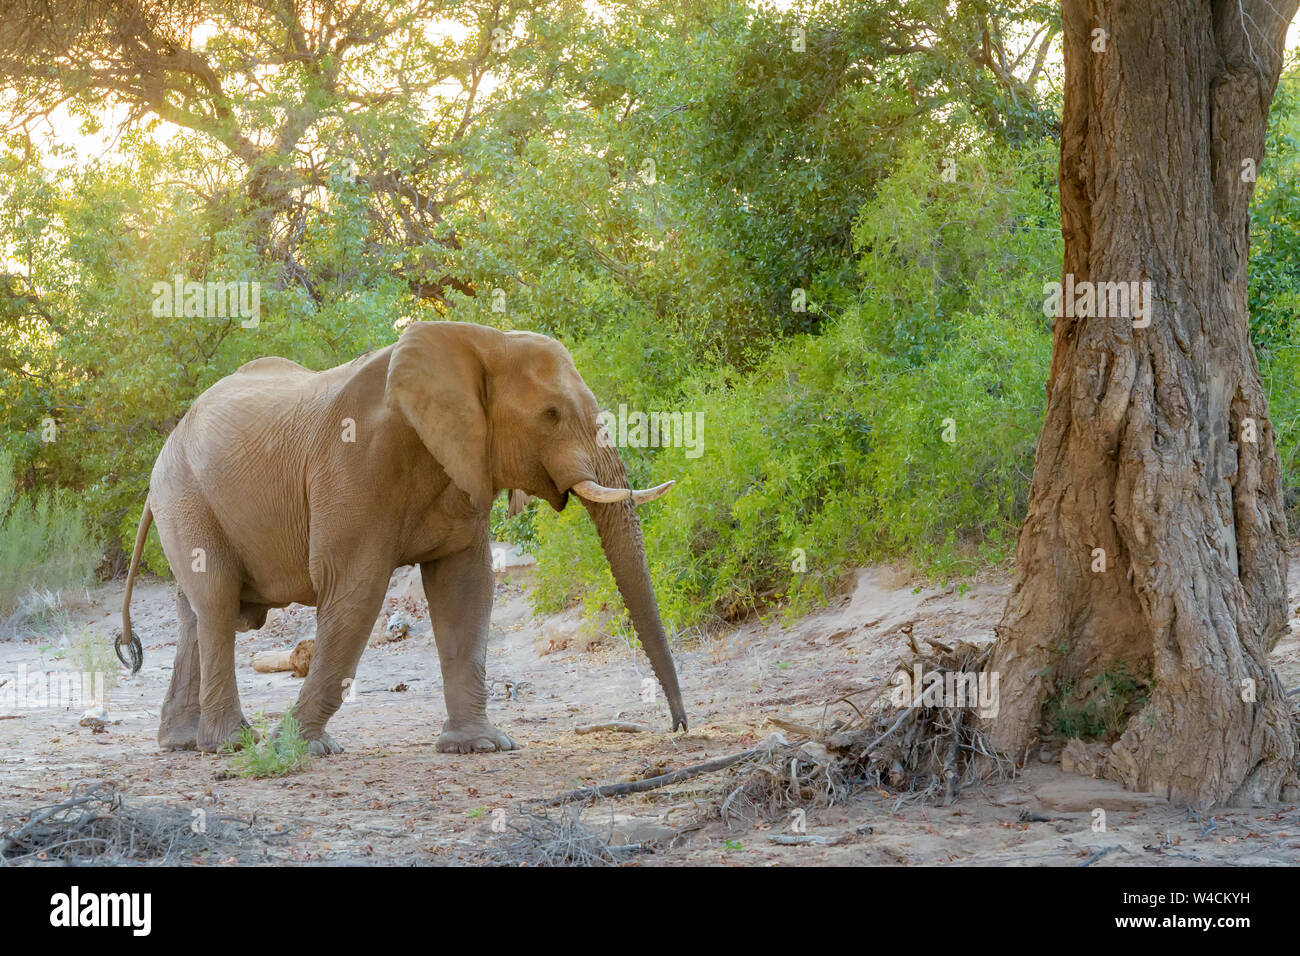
570, 479, 676, 505
570, 479, 631, 502
631, 480, 674, 504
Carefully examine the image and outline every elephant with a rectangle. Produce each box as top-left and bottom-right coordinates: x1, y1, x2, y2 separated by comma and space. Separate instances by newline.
114, 320, 687, 755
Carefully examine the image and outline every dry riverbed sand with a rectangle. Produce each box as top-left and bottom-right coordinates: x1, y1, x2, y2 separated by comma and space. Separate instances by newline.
2, 554, 1299, 866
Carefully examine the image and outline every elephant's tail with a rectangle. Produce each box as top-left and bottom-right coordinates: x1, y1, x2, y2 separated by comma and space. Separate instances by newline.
115, 498, 151, 675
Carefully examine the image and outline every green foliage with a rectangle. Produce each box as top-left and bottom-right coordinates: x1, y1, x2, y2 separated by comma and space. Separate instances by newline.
0, 448, 101, 619
529, 138, 1059, 631
1254, 65, 1300, 526
1044, 663, 1149, 742
0, 151, 405, 570
1262, 325, 1300, 528
18, 2, 1300, 648
0, 0, 1065, 581
1250, 65, 1300, 355
442, 0, 1061, 365
222, 710, 313, 778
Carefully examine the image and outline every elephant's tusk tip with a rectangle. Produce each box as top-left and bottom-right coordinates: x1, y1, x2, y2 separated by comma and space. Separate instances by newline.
631, 480, 675, 505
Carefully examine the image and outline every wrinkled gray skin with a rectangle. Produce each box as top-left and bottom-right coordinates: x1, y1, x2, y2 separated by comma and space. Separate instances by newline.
119, 321, 687, 755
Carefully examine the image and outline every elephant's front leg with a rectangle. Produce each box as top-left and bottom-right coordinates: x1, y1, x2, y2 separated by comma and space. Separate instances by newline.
288, 574, 388, 756
423, 541, 517, 753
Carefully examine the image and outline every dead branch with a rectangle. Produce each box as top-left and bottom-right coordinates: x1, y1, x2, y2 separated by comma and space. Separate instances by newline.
574, 722, 651, 735
535, 748, 769, 807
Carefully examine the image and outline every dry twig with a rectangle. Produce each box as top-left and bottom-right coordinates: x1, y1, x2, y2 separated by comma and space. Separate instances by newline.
574, 722, 651, 735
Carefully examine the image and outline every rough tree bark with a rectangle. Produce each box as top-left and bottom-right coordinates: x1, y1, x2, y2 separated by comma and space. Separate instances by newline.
986, 0, 1300, 806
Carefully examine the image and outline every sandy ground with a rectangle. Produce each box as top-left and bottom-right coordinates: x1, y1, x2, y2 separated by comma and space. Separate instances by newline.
2, 555, 1299, 867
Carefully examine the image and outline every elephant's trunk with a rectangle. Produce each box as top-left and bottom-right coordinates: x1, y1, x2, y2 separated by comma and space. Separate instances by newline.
579, 448, 687, 732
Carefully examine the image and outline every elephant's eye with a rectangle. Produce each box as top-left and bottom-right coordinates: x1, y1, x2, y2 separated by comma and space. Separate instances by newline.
543, 406, 561, 423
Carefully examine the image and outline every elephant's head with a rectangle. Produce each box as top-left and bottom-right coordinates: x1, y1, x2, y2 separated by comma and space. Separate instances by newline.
385, 320, 688, 731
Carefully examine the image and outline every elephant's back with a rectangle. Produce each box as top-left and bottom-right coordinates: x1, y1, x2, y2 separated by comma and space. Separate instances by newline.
235, 355, 312, 377
157, 358, 325, 487
154, 345, 397, 484
199, 355, 328, 409
149, 360, 319, 574
229, 348, 390, 394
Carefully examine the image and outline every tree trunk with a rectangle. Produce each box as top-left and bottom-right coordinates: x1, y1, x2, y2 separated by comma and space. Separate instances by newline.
986, 0, 1300, 806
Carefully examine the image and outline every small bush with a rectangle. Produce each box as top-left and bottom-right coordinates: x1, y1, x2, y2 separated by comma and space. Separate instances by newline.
1044, 663, 1149, 741
4, 587, 73, 639
222, 710, 313, 778
1261, 332, 1300, 528
0, 450, 101, 623
67, 625, 121, 694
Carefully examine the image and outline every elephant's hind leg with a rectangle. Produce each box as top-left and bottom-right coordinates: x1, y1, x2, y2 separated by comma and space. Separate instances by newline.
287, 574, 388, 756
159, 588, 201, 750
178, 556, 250, 753
152, 466, 249, 753
194, 600, 249, 753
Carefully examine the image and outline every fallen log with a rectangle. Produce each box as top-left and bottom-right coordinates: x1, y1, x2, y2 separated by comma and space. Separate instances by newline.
251, 640, 314, 677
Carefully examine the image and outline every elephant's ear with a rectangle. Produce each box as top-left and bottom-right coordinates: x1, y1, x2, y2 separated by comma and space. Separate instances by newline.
386, 322, 499, 513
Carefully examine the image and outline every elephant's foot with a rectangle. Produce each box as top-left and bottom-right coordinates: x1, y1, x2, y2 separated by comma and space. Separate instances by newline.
197, 710, 253, 753
305, 730, 343, 756
158, 710, 200, 751
437, 722, 519, 754
268, 717, 343, 756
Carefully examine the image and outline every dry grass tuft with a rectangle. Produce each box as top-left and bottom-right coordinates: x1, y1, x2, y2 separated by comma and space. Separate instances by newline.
0, 784, 263, 865
488, 806, 645, 866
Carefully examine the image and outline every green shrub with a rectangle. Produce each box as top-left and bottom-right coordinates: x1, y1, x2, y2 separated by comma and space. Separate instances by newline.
524, 137, 1060, 634
222, 710, 313, 778
0, 449, 101, 620
1044, 663, 1149, 742
1262, 332, 1300, 526
1249, 58, 1300, 355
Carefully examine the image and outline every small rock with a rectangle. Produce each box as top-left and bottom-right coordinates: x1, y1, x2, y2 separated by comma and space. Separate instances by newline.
1060, 738, 1107, 777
